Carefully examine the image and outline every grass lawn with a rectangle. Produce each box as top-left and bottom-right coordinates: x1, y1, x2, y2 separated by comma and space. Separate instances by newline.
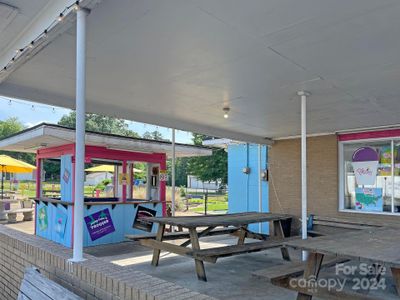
190, 202, 228, 212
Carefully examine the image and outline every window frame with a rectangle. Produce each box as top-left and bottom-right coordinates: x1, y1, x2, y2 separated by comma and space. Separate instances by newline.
338, 135, 398, 216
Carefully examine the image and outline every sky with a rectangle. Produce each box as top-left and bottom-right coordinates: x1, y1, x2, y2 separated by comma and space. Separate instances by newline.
0, 97, 193, 144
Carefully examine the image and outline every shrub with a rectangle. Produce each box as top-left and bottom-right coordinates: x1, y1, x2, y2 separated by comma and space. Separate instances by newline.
179, 186, 186, 197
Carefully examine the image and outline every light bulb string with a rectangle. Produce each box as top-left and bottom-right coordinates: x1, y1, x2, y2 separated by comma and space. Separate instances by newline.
1, 1, 81, 73
0, 96, 58, 113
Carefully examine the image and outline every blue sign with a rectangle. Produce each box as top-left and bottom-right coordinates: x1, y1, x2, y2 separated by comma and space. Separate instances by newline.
355, 188, 383, 212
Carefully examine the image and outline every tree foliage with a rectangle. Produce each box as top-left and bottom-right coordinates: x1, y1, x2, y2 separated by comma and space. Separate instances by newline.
167, 157, 190, 187
0, 118, 35, 165
58, 112, 140, 138
187, 134, 227, 185
142, 130, 169, 141
0, 118, 61, 180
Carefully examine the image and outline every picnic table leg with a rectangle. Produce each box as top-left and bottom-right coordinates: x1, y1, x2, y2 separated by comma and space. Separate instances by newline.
296, 252, 324, 300
273, 220, 290, 261
237, 225, 248, 245
391, 267, 400, 296
189, 228, 207, 281
151, 224, 165, 267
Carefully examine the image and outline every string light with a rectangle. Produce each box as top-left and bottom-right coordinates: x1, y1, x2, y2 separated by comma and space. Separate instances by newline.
73, 1, 80, 11
58, 13, 64, 22
1, 1, 82, 74
1, 97, 63, 115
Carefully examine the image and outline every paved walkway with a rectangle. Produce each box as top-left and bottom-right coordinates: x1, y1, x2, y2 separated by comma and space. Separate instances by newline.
85, 236, 298, 299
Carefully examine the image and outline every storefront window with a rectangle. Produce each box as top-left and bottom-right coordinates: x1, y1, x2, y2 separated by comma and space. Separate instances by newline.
342, 140, 399, 214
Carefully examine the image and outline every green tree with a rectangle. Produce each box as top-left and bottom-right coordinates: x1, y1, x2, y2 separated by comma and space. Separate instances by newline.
58, 112, 140, 137
167, 157, 190, 187
142, 130, 169, 141
0, 118, 35, 165
0, 118, 61, 180
187, 134, 227, 185
0, 117, 24, 138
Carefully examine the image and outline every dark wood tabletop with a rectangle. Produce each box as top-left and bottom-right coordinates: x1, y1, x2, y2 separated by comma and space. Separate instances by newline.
146, 212, 292, 228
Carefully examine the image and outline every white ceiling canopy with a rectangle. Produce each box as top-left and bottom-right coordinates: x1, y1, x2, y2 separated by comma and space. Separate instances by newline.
1, 0, 400, 142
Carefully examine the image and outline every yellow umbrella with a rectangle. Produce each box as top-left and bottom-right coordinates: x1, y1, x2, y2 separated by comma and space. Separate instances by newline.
0, 155, 36, 173
85, 164, 143, 173
0, 155, 36, 199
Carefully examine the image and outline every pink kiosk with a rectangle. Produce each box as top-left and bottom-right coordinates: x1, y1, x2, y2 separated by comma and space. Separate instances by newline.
0, 123, 211, 247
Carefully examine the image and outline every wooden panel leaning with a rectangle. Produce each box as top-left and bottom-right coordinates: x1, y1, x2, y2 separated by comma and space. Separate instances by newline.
18, 267, 82, 300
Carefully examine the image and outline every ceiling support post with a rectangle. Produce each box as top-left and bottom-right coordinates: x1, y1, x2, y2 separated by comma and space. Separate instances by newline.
71, 8, 89, 262
258, 144, 262, 233
171, 129, 176, 230
298, 90, 310, 261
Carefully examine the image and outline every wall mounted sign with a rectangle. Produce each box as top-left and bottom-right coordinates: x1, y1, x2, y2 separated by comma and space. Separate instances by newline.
119, 173, 128, 185
159, 170, 168, 182
355, 188, 383, 212
133, 205, 157, 232
38, 206, 48, 231
84, 208, 115, 241
62, 169, 70, 184
54, 209, 68, 239
352, 147, 379, 186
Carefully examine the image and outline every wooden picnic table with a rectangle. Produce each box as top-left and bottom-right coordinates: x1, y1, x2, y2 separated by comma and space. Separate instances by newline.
134, 212, 293, 281
285, 227, 400, 299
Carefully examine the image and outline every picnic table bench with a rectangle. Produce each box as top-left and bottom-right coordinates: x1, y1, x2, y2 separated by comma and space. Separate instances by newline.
7, 199, 34, 223
284, 227, 400, 300
307, 215, 384, 237
18, 267, 82, 300
128, 212, 293, 281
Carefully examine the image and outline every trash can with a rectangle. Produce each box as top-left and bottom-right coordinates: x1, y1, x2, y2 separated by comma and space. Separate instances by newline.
280, 218, 292, 237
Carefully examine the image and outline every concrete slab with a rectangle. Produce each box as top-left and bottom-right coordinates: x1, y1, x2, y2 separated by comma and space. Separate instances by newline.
4, 202, 34, 235
85, 236, 400, 300
85, 236, 299, 299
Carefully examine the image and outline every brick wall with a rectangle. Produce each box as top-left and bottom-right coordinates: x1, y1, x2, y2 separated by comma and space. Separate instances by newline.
269, 134, 400, 233
0, 225, 215, 300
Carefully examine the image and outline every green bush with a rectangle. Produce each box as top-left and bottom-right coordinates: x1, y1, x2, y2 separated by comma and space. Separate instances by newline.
179, 186, 186, 197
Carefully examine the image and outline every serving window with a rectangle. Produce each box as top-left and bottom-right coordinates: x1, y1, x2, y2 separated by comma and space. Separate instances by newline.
339, 137, 400, 215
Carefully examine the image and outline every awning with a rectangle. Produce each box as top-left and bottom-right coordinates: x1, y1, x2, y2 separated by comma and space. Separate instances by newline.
0, 123, 212, 158
2, 1, 400, 142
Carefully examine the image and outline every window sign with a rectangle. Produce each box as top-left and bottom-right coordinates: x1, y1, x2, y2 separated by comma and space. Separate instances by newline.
351, 147, 379, 186
341, 138, 400, 214
355, 188, 383, 212
85, 209, 115, 241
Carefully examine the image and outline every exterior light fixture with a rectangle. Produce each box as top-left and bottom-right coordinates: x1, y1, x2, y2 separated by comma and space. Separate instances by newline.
58, 13, 64, 22
223, 107, 230, 119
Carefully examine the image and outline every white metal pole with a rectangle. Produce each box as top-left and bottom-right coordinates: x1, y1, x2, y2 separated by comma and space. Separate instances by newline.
71, 8, 89, 262
298, 91, 310, 261
258, 144, 262, 233
171, 129, 176, 218
391, 140, 395, 213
